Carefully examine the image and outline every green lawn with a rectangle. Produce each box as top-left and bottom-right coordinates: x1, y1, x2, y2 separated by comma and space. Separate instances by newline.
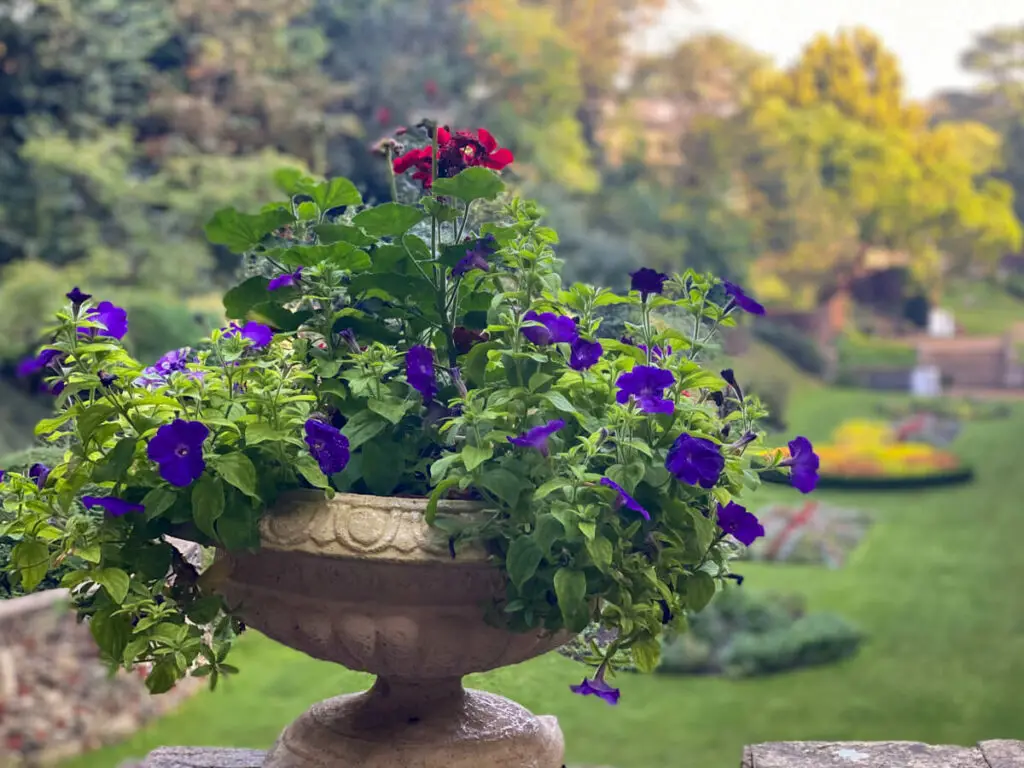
941, 281, 1024, 336
63, 388, 1024, 768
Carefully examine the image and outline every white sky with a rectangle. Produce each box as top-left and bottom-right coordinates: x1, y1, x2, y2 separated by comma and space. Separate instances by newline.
645, 0, 1024, 99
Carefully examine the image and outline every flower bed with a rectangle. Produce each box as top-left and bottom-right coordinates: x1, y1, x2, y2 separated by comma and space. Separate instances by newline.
762, 419, 973, 490
741, 501, 872, 568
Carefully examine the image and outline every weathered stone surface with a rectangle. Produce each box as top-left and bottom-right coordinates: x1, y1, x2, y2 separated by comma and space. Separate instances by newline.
744, 741, 1024, 768
136, 751, 615, 768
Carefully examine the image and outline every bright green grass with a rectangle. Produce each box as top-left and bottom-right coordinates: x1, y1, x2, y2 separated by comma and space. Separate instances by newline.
940, 281, 1024, 336
63, 388, 1024, 768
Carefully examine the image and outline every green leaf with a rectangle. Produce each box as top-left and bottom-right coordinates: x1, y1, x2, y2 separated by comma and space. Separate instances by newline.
248, 302, 312, 332
431, 167, 505, 203
605, 462, 646, 495
142, 487, 177, 521
209, 454, 260, 500
191, 474, 226, 539
93, 437, 138, 483
76, 403, 117, 446
91, 612, 131, 662
533, 514, 565, 553
534, 477, 570, 500
429, 453, 461, 484
367, 397, 413, 425
578, 520, 596, 540
686, 571, 717, 612
506, 537, 544, 589
245, 423, 284, 446
205, 207, 294, 254
421, 197, 460, 222
280, 242, 371, 271
631, 635, 662, 673
92, 567, 130, 604
341, 410, 387, 449
185, 596, 224, 625
223, 276, 272, 320
12, 540, 49, 592
352, 203, 425, 237
461, 443, 493, 472
295, 456, 330, 489
553, 568, 588, 630
296, 201, 318, 221
361, 441, 403, 496
314, 223, 376, 247
463, 341, 501, 387
478, 468, 528, 508
585, 535, 613, 571
305, 177, 362, 211
145, 660, 179, 694
425, 478, 460, 525
215, 498, 261, 551
542, 391, 578, 415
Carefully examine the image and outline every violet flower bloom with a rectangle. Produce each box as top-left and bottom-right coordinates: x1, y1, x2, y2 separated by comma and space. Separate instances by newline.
28, 463, 50, 489
17, 348, 62, 378
600, 477, 650, 520
78, 301, 128, 339
147, 420, 209, 487
665, 434, 724, 489
268, 268, 303, 291
339, 329, 361, 353
0, 470, 5, 484
304, 419, 351, 475
521, 311, 578, 346
780, 436, 820, 494
722, 280, 766, 316
629, 267, 669, 298
452, 234, 497, 277
569, 338, 603, 371
136, 348, 193, 387
239, 321, 273, 349
615, 366, 676, 414
720, 368, 743, 398
716, 501, 765, 546
66, 287, 92, 305
82, 495, 145, 517
570, 663, 620, 705
508, 419, 566, 457
98, 372, 119, 388
406, 345, 438, 401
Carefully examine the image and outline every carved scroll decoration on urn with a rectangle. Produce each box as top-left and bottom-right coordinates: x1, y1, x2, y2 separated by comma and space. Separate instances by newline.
258, 492, 491, 563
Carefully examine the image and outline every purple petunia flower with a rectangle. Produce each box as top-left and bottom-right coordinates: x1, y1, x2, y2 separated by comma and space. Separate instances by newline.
17, 348, 62, 378
406, 345, 437, 401
82, 495, 145, 517
66, 286, 92, 305
716, 501, 765, 546
665, 433, 724, 489
780, 436, 820, 494
600, 477, 650, 520
147, 420, 209, 487
28, 463, 50, 489
569, 338, 603, 371
0, 470, 5, 484
268, 268, 303, 292
615, 366, 676, 414
508, 419, 566, 457
136, 348, 194, 387
630, 267, 669, 298
570, 663, 620, 705
99, 371, 119, 388
304, 419, 350, 475
452, 234, 497, 277
239, 321, 273, 349
521, 311, 578, 346
78, 301, 128, 340
722, 280, 766, 316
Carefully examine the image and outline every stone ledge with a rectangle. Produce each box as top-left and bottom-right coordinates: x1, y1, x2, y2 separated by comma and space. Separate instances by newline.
743, 740, 1024, 768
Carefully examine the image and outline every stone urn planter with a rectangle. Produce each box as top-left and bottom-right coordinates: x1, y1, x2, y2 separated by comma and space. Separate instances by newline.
214, 491, 570, 768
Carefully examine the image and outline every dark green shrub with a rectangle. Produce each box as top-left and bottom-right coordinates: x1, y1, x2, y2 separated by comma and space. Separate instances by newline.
720, 613, 863, 677
752, 320, 826, 376
119, 294, 221, 364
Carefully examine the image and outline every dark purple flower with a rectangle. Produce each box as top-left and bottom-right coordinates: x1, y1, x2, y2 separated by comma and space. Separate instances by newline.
521, 311, 578, 346
147, 420, 209, 487
508, 419, 566, 457
17, 349, 62, 378
339, 329, 361, 353
723, 280, 766, 316
569, 338, 603, 371
452, 235, 497, 277
239, 321, 273, 349
570, 663, 620, 705
630, 267, 669, 297
716, 501, 765, 546
78, 301, 128, 339
66, 286, 92, 305
780, 436, 820, 494
721, 368, 743, 398
0, 470, 5, 484
28, 463, 50, 489
43, 379, 65, 396
99, 372, 119, 388
82, 495, 145, 517
453, 326, 489, 355
666, 434, 724, 489
304, 419, 350, 475
406, 345, 437, 401
268, 268, 303, 291
600, 478, 650, 520
615, 366, 676, 414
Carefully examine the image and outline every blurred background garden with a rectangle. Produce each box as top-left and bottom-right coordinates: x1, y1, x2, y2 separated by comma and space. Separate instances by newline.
1, 0, 1023, 766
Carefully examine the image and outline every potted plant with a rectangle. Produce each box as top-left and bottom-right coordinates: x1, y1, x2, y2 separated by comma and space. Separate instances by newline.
0, 123, 818, 767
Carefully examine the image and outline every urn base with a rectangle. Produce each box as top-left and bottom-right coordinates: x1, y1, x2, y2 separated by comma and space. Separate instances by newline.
263, 677, 565, 768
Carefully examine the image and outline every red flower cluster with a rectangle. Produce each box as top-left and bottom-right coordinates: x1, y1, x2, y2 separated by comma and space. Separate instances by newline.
392, 127, 513, 189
